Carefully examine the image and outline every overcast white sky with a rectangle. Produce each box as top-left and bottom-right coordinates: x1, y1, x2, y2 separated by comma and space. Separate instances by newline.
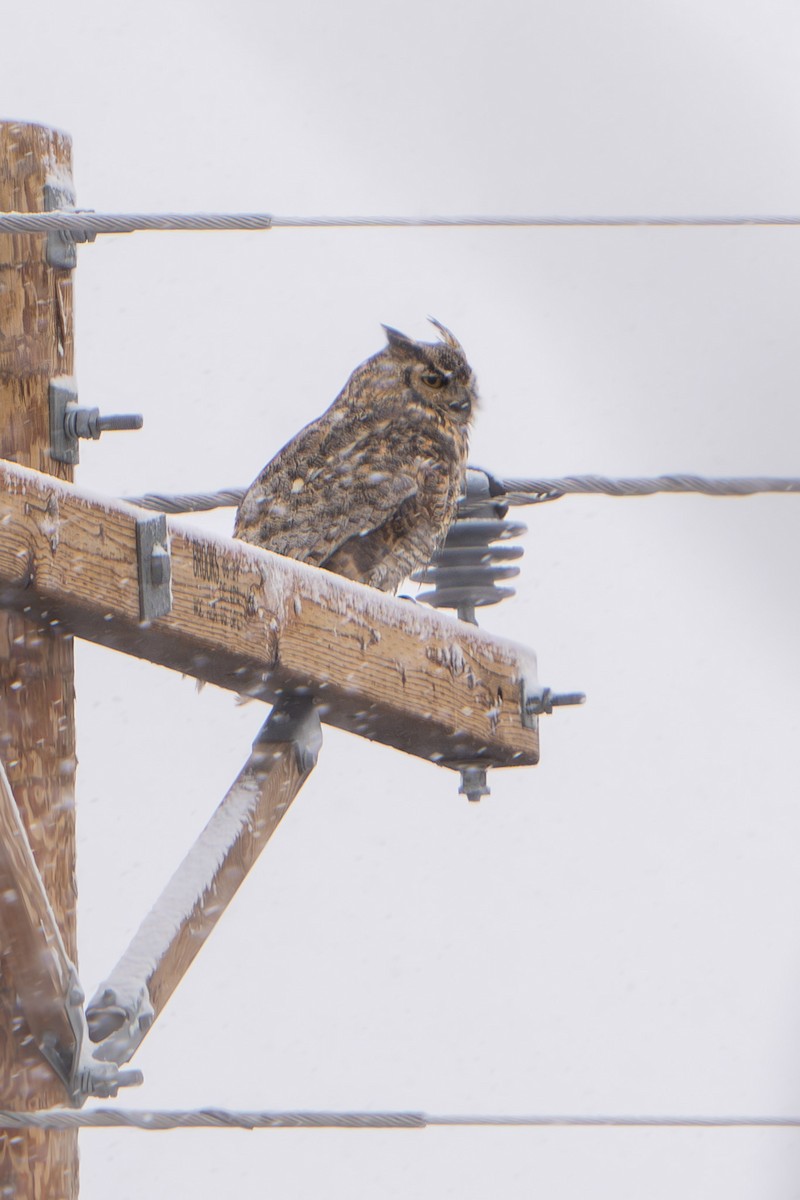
5, 1, 800, 1196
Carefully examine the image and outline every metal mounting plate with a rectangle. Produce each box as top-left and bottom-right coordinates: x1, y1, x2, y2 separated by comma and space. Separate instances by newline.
49, 377, 80, 464
135, 514, 172, 621
44, 182, 78, 269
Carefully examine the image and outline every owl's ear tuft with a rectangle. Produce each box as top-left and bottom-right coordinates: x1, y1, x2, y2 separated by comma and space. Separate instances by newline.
382, 325, 418, 355
427, 317, 464, 354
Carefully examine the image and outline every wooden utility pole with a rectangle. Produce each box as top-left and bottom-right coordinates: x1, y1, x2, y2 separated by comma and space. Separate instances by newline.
0, 121, 79, 1198
0, 121, 549, 1196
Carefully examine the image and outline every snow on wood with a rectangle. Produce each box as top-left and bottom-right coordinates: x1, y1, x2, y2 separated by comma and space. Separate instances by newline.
0, 119, 80, 1193
0, 461, 539, 769
86, 716, 319, 1064
0, 752, 77, 1098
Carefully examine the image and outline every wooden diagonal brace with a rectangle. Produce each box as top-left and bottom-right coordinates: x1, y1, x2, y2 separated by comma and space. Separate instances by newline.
0, 760, 81, 1100
85, 700, 322, 1065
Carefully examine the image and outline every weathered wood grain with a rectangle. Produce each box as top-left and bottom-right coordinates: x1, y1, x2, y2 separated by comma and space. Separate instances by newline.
0, 459, 540, 769
0, 761, 79, 1081
0, 118, 78, 1200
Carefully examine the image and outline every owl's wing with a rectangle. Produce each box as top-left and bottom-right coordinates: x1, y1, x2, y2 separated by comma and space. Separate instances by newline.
234, 407, 421, 568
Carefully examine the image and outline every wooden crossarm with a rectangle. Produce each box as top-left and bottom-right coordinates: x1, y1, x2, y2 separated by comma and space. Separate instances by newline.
0, 461, 539, 769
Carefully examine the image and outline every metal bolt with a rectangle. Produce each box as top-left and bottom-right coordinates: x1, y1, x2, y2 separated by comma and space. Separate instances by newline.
458, 765, 491, 802
525, 687, 587, 717
64, 405, 144, 442
84, 1063, 144, 1099
117, 1069, 144, 1090
457, 601, 477, 625
149, 542, 170, 587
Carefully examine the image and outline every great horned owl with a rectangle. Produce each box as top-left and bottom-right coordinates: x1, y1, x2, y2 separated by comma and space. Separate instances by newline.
234, 319, 478, 593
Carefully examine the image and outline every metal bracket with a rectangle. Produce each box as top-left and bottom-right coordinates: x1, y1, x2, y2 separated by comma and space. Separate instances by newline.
36, 967, 143, 1105
49, 377, 144, 465
49, 378, 80, 464
74, 1058, 144, 1102
85, 979, 155, 1067
521, 683, 586, 728
258, 695, 323, 775
43, 182, 96, 269
458, 766, 491, 802
33, 964, 86, 1104
135, 513, 172, 621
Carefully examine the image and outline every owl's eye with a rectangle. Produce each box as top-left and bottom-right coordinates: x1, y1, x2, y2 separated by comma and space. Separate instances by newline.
420, 369, 446, 389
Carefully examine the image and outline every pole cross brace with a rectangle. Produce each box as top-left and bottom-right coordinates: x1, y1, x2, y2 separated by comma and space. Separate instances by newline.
0, 759, 142, 1105
86, 703, 322, 1069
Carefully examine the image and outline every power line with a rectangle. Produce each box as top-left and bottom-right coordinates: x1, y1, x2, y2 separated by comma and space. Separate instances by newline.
126, 487, 246, 512
2, 1108, 800, 1131
123, 474, 800, 515
5, 211, 800, 236
498, 473, 800, 503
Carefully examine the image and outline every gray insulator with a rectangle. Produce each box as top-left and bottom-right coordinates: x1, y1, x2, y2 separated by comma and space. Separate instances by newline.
414, 470, 527, 616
